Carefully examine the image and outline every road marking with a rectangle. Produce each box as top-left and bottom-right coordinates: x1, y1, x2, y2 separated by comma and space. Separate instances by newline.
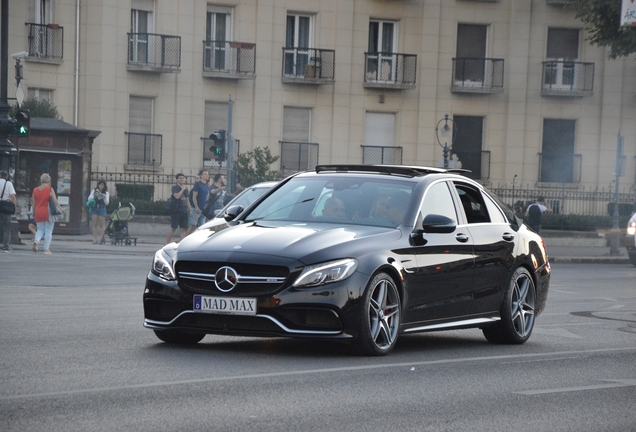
516, 379, 636, 395
1, 346, 635, 401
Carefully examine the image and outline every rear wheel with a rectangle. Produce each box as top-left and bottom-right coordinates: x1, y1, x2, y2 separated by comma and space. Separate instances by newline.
483, 267, 536, 344
353, 272, 401, 356
153, 330, 205, 345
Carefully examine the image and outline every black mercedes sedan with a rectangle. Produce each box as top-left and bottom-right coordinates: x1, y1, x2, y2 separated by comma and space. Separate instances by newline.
144, 165, 551, 355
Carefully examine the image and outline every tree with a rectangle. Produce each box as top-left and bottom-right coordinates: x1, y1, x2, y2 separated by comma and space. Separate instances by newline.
568, 0, 636, 58
233, 146, 281, 187
9, 98, 63, 119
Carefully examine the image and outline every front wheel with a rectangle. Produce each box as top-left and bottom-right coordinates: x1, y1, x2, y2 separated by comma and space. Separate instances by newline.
153, 329, 205, 345
353, 272, 401, 356
483, 267, 536, 344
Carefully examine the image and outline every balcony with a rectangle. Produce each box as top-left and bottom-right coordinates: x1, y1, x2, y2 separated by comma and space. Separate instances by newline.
453, 151, 491, 181
127, 33, 181, 73
26, 23, 63, 63
126, 133, 162, 167
363, 52, 416, 89
280, 142, 319, 176
538, 153, 582, 184
541, 60, 594, 97
281, 48, 335, 84
451, 58, 504, 94
203, 41, 256, 80
361, 146, 403, 165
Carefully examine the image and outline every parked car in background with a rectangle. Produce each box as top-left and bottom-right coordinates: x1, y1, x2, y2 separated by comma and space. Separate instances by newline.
626, 210, 636, 267
145, 165, 551, 356
197, 181, 277, 232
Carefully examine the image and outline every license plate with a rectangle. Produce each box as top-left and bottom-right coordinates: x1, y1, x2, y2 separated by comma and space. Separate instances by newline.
193, 295, 257, 316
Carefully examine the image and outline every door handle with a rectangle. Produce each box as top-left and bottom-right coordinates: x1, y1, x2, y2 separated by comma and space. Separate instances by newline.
502, 232, 515, 242
455, 233, 469, 243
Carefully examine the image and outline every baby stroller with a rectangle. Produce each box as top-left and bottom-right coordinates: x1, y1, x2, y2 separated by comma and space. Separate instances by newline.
103, 202, 136, 245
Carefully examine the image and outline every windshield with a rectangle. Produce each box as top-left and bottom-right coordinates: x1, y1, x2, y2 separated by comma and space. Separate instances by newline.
244, 175, 414, 228
215, 186, 272, 219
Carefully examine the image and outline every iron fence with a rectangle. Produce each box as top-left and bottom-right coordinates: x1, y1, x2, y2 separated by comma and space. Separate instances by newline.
203, 40, 256, 75
282, 47, 335, 81
126, 132, 162, 166
542, 60, 594, 96
361, 146, 403, 165
280, 142, 319, 177
128, 33, 181, 69
26, 23, 63, 60
364, 52, 417, 87
452, 58, 504, 92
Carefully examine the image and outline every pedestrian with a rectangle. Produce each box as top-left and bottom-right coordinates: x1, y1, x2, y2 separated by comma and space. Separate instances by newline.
31, 173, 61, 255
88, 180, 110, 244
525, 196, 552, 234
166, 173, 190, 244
28, 207, 37, 237
187, 170, 210, 235
208, 173, 227, 214
0, 170, 17, 253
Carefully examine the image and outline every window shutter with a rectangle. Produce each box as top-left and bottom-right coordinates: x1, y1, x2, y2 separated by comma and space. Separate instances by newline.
205, 102, 229, 136
364, 112, 395, 146
283, 107, 311, 142
129, 96, 153, 134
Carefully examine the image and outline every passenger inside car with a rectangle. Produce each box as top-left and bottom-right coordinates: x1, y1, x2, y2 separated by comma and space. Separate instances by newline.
321, 197, 346, 219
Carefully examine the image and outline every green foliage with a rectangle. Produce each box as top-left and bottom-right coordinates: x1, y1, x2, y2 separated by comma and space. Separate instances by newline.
567, 0, 636, 58
115, 183, 154, 201
515, 212, 631, 232
107, 197, 165, 215
233, 146, 282, 187
10, 98, 62, 119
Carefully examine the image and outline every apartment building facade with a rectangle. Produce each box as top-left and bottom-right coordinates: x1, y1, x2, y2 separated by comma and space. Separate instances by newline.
6, 0, 636, 192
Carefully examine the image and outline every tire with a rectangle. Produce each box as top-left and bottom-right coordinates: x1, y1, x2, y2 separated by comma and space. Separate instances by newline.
483, 267, 536, 345
153, 329, 205, 345
353, 272, 401, 356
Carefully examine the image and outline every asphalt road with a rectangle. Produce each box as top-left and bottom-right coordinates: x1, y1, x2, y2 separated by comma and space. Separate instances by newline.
1, 250, 635, 432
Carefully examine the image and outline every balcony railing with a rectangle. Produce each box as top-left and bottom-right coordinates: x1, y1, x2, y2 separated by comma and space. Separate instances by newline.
361, 146, 403, 165
126, 133, 162, 166
127, 33, 181, 72
281, 47, 335, 84
203, 41, 256, 79
26, 23, 63, 61
452, 58, 504, 93
364, 52, 416, 89
280, 141, 319, 176
539, 153, 582, 184
452, 150, 491, 181
541, 60, 594, 96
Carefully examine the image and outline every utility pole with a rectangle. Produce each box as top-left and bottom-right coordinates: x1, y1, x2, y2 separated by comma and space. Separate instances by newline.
0, 0, 17, 172
609, 133, 624, 256
226, 96, 235, 192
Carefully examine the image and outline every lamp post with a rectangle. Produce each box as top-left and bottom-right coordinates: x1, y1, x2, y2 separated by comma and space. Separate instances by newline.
435, 114, 456, 169
609, 133, 624, 256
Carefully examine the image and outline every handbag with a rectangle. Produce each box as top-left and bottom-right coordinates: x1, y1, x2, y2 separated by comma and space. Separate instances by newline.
0, 180, 15, 214
49, 188, 62, 216
164, 197, 181, 214
86, 198, 96, 209
202, 193, 219, 219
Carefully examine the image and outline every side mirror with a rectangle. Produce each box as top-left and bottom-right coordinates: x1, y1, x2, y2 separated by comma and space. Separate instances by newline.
421, 214, 456, 234
223, 205, 244, 221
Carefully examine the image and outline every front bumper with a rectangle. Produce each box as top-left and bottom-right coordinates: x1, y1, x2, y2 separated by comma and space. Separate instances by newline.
625, 234, 635, 252
143, 271, 369, 340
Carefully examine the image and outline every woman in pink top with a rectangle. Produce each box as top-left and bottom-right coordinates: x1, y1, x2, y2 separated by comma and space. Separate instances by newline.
31, 173, 61, 254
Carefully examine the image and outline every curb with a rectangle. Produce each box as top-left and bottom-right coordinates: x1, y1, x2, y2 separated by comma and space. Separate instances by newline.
549, 256, 631, 264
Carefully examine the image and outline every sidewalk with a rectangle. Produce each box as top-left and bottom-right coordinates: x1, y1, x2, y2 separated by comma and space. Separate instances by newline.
6, 227, 632, 264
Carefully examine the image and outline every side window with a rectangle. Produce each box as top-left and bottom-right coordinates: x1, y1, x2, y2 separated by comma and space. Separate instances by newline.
482, 193, 507, 224
420, 182, 458, 224
487, 190, 517, 225
454, 183, 491, 224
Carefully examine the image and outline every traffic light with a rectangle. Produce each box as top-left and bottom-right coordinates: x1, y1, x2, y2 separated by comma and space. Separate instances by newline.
15, 110, 30, 137
209, 129, 226, 162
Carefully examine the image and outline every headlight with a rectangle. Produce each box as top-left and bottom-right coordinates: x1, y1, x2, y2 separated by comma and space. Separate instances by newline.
293, 259, 358, 288
152, 249, 176, 281
628, 222, 636, 236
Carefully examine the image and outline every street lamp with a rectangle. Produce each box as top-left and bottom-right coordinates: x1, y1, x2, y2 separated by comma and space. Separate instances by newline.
435, 114, 457, 169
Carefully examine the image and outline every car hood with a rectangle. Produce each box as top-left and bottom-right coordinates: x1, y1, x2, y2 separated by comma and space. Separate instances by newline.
177, 221, 401, 264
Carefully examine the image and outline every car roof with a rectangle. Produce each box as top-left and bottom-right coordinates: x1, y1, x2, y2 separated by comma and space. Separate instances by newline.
314, 164, 470, 178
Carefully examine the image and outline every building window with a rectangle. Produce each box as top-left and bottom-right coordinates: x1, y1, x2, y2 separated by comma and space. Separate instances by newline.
281, 107, 316, 174
541, 119, 576, 183
452, 115, 486, 179
34, 0, 52, 24
544, 28, 580, 89
27, 88, 53, 102
129, 96, 153, 134
364, 112, 395, 147
455, 24, 488, 84
205, 6, 232, 71
284, 14, 313, 77
130, 0, 154, 64
367, 20, 397, 81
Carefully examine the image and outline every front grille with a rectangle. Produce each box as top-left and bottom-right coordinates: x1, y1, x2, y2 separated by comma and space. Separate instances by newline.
175, 261, 291, 296
177, 313, 283, 334
275, 308, 343, 331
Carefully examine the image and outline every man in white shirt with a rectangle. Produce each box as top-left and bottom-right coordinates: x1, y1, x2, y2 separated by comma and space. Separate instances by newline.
0, 170, 17, 252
